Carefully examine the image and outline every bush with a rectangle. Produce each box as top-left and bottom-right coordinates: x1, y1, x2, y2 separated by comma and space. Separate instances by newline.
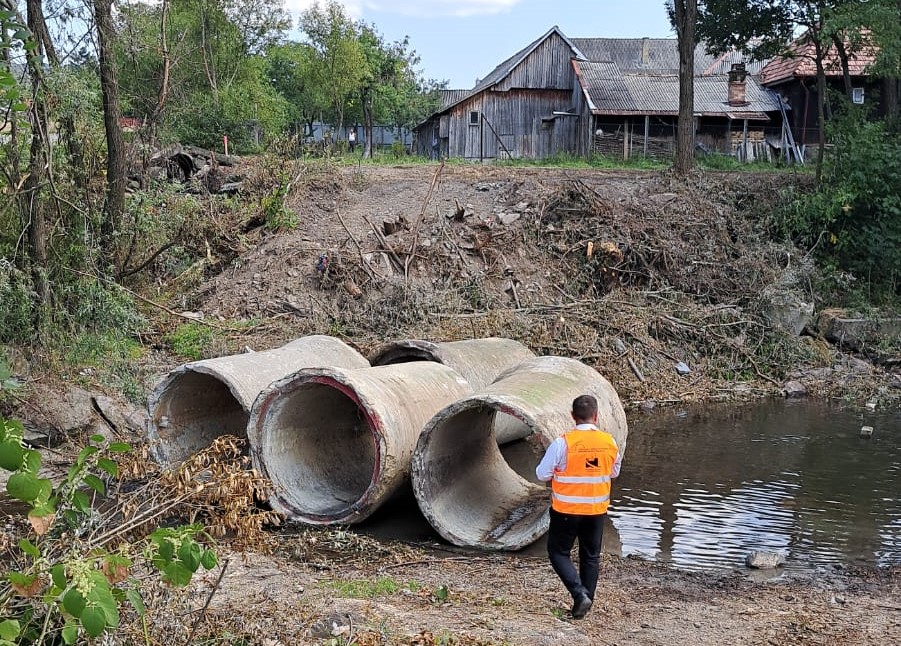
0, 261, 36, 345
774, 113, 901, 298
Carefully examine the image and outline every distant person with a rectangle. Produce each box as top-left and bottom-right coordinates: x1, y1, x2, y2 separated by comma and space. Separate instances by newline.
348, 128, 356, 153
535, 394, 621, 620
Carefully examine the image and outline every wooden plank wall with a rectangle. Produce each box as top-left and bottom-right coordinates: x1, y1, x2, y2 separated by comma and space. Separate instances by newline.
447, 89, 579, 159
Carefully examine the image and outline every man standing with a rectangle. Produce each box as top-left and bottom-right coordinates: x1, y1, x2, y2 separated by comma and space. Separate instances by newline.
348, 128, 356, 153
536, 394, 622, 620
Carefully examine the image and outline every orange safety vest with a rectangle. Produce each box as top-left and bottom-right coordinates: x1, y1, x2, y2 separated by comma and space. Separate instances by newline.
551, 429, 618, 515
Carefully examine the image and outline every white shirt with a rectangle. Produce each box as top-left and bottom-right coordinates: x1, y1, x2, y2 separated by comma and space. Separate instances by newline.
535, 423, 622, 482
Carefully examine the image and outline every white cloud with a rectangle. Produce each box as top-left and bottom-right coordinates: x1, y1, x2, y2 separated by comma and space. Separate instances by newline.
282, 1, 364, 18
282, 0, 520, 19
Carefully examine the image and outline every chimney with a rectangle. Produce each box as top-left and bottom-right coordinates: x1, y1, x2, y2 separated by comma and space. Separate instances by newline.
641, 37, 650, 67
728, 62, 748, 106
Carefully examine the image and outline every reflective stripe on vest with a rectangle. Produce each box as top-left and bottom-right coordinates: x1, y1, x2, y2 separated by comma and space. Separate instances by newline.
551, 429, 618, 515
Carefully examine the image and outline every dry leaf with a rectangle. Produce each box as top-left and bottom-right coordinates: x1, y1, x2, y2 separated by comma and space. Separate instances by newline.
28, 512, 55, 536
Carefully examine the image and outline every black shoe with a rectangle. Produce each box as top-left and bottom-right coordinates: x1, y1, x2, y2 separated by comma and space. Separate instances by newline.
571, 593, 592, 619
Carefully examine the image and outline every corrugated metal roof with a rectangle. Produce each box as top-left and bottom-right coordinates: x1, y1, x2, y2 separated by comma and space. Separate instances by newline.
439, 89, 470, 109
571, 38, 718, 75
702, 49, 770, 76
759, 32, 879, 85
576, 61, 783, 118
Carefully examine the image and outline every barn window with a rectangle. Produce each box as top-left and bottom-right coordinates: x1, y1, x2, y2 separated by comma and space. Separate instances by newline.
469, 111, 480, 125
852, 87, 865, 104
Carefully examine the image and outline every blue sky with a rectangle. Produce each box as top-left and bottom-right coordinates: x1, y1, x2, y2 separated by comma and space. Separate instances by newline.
285, 0, 675, 88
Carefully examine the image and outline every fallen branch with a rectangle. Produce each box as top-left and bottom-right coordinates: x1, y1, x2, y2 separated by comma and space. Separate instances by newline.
336, 204, 381, 282
65, 267, 230, 330
627, 356, 646, 382
361, 212, 404, 273
184, 558, 230, 646
405, 160, 444, 280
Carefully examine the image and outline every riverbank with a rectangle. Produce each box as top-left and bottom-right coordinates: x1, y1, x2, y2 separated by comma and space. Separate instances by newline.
115, 530, 901, 645
2, 163, 899, 644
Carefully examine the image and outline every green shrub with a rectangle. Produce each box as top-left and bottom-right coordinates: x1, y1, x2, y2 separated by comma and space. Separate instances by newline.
0, 261, 36, 344
774, 113, 901, 298
0, 421, 218, 642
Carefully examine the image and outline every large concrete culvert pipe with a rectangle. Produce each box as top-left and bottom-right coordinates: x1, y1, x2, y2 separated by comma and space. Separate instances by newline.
369, 338, 535, 390
411, 356, 628, 551
147, 335, 370, 466
248, 362, 473, 525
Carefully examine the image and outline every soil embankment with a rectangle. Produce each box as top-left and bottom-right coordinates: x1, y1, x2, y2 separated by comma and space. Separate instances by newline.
5, 163, 900, 644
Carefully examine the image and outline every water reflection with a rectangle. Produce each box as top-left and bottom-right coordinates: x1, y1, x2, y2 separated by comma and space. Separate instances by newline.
610, 399, 901, 573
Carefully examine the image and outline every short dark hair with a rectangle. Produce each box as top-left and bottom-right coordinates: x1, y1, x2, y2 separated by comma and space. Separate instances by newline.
572, 394, 598, 423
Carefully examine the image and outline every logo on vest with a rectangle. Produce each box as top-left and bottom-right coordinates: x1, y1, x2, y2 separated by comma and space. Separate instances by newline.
584, 457, 600, 469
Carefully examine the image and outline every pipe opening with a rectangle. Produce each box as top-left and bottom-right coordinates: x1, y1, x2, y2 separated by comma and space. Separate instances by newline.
152, 371, 248, 461
369, 348, 435, 366
414, 403, 548, 550
261, 379, 376, 521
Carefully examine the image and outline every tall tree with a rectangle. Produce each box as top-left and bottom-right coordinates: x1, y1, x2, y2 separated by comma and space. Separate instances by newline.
299, 0, 364, 138
22, 0, 51, 314
697, 0, 863, 181
267, 41, 326, 137
671, 0, 697, 176
94, 0, 126, 268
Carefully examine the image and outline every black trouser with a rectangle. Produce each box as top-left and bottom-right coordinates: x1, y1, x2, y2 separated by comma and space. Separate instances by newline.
547, 508, 605, 601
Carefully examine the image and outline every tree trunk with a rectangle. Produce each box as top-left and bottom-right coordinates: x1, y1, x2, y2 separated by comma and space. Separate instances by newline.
832, 35, 853, 101
673, 0, 697, 177
814, 44, 827, 183
23, 0, 52, 327
362, 90, 374, 159
147, 0, 171, 143
94, 0, 127, 271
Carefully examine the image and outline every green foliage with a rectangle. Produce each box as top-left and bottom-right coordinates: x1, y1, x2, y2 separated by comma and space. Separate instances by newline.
325, 576, 413, 598
0, 421, 218, 642
0, 261, 36, 345
147, 525, 218, 586
774, 113, 901, 297
167, 73, 290, 152
261, 184, 297, 232
0, 11, 30, 119
697, 154, 795, 173
166, 322, 219, 360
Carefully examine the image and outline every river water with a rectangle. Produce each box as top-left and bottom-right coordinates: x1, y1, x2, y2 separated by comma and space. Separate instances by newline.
607, 399, 901, 574
361, 399, 900, 577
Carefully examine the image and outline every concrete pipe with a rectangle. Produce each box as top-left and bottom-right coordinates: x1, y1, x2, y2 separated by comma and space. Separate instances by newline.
147, 335, 369, 466
249, 362, 472, 525
411, 356, 628, 551
369, 337, 535, 390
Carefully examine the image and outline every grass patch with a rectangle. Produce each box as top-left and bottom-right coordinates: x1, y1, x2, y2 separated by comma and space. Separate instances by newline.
165, 322, 220, 361
323, 576, 417, 598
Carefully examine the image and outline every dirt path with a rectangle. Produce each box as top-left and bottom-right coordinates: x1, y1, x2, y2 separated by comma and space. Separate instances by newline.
168, 534, 900, 646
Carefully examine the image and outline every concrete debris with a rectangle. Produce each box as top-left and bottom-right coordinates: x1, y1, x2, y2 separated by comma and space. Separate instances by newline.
782, 381, 807, 399
745, 551, 785, 569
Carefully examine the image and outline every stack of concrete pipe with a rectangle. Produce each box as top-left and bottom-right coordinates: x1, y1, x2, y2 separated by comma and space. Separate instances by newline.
147, 335, 369, 465
147, 335, 628, 550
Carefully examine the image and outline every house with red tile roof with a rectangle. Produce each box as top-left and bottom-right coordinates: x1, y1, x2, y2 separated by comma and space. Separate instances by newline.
759, 32, 885, 147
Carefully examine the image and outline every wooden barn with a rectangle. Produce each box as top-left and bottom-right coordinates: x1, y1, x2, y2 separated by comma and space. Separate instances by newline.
414, 27, 585, 161
414, 27, 787, 162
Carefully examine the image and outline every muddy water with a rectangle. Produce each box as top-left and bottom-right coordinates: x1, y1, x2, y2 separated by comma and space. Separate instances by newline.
607, 399, 900, 574
360, 399, 900, 576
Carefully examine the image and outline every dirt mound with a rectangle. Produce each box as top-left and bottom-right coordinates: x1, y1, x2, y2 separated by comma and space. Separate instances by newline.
180, 163, 894, 407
